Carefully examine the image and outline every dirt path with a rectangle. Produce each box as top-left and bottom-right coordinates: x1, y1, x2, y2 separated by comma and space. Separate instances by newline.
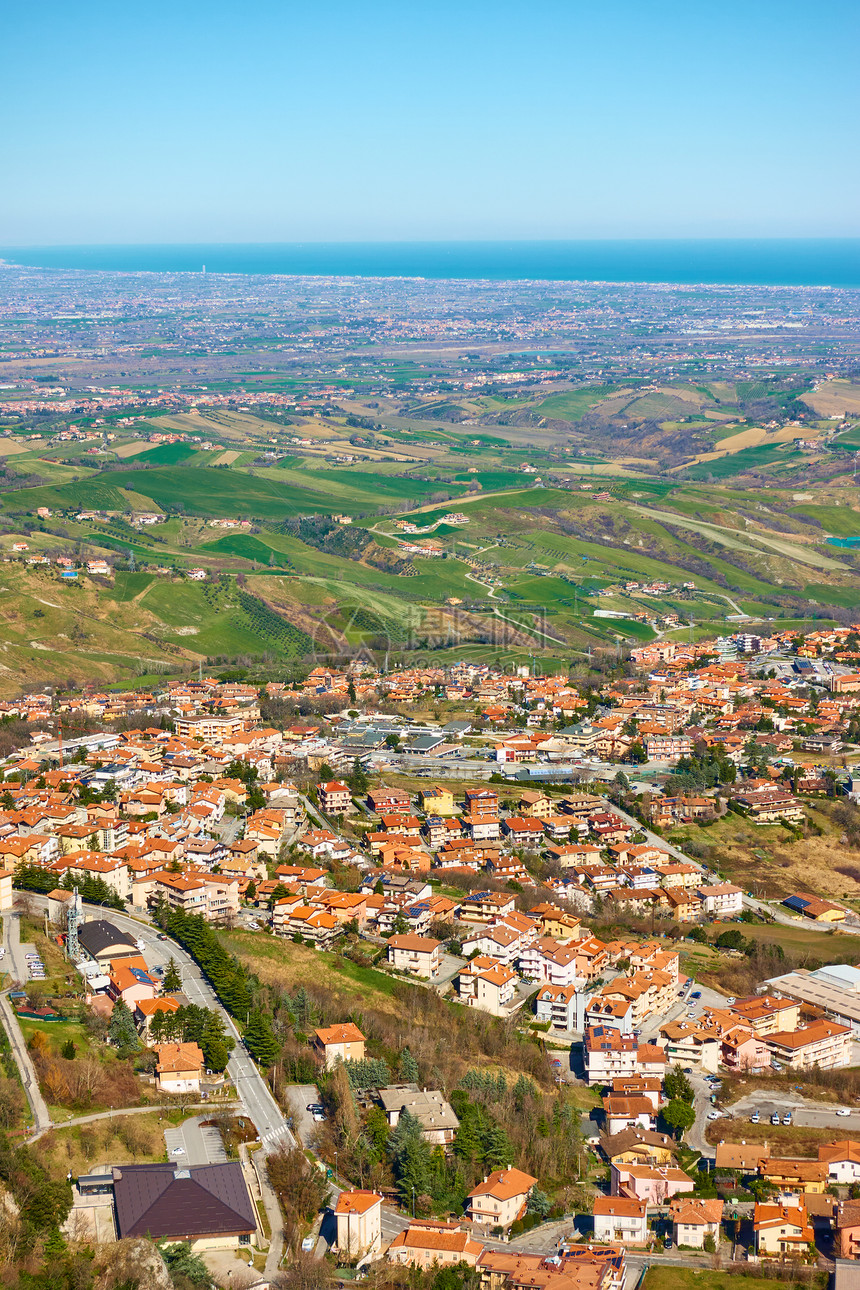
628, 504, 847, 571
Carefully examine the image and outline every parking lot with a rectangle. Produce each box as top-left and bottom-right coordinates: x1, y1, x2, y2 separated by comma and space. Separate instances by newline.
725, 1092, 860, 1130
164, 1116, 228, 1167
285, 1084, 324, 1146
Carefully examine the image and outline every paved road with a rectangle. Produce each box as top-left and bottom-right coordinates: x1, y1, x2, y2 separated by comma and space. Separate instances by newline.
32, 1101, 239, 1142
1, 913, 51, 1131
217, 813, 243, 847
604, 798, 860, 933
21, 897, 295, 1150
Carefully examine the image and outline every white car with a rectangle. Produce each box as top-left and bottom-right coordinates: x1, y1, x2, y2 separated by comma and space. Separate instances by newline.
706, 1111, 722, 1120
172, 1146, 185, 1155
837, 1108, 852, 1117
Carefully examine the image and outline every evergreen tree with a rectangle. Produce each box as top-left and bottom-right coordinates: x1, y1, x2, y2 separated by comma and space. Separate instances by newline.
387, 1110, 434, 1208
348, 757, 369, 795
244, 1010, 280, 1067
107, 999, 140, 1056
662, 1098, 696, 1140
399, 1046, 419, 1083
162, 957, 182, 993
663, 1064, 694, 1104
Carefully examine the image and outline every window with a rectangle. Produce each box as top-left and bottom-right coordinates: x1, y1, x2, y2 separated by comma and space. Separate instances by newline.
239, 1234, 251, 1245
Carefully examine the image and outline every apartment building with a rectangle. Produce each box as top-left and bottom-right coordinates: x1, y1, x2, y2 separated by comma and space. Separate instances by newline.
387, 934, 441, 978
585, 1027, 638, 1086
767, 1019, 852, 1071
696, 882, 743, 919
320, 781, 351, 815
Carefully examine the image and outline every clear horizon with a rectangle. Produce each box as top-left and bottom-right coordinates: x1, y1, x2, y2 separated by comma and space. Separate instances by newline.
3, 0, 858, 245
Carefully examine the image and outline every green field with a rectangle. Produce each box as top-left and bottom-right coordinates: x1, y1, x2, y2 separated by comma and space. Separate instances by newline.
534, 386, 615, 421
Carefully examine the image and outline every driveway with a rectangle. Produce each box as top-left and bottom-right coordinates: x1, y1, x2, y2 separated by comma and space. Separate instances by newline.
164, 1115, 228, 1167
433, 951, 466, 990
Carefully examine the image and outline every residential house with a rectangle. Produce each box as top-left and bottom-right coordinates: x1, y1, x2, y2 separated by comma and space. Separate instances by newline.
154, 1042, 204, 1093
419, 787, 455, 816
761, 1158, 828, 1195
466, 1168, 537, 1230
820, 1141, 860, 1185
376, 1085, 459, 1146
335, 1191, 383, 1259
754, 1202, 814, 1257
320, 781, 351, 815
696, 883, 743, 919
388, 934, 442, 979
313, 1023, 366, 1070
836, 1200, 860, 1259
611, 1163, 693, 1204
592, 1197, 648, 1246
669, 1198, 724, 1249
458, 961, 518, 1015
387, 1220, 483, 1268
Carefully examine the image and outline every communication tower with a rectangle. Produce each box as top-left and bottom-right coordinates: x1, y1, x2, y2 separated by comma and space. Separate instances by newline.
66, 886, 83, 962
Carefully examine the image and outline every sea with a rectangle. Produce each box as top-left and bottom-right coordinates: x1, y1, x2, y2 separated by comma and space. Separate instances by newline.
1, 239, 860, 286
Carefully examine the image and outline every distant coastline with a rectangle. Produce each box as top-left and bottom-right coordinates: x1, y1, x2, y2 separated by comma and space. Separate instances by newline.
2, 239, 860, 287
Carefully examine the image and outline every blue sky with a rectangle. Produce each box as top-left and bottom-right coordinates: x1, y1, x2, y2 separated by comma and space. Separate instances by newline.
2, 0, 858, 243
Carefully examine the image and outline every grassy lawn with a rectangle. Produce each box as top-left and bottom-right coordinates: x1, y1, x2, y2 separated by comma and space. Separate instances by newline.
28, 1109, 193, 1180
668, 805, 860, 904
643, 1270, 822, 1290
18, 1016, 93, 1056
219, 930, 404, 1011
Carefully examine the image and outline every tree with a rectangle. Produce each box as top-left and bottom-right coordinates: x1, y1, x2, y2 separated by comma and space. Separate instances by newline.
245, 879, 257, 902
348, 757, 369, 796
399, 1046, 419, 1083
60, 1039, 76, 1061
384, 733, 400, 750
158, 1241, 212, 1287
715, 928, 747, 951
627, 741, 647, 764
663, 1065, 694, 1104
527, 1187, 551, 1218
162, 957, 182, 993
318, 763, 334, 782
244, 1010, 280, 1067
662, 1098, 696, 1140
107, 999, 140, 1056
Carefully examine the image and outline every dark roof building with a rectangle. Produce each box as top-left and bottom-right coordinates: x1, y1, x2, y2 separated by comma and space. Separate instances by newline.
112, 1162, 256, 1248
76, 919, 139, 965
